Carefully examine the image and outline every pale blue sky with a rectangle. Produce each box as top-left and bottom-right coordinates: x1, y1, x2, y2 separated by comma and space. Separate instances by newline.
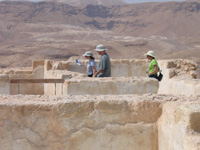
125, 0, 185, 3
0, 0, 187, 3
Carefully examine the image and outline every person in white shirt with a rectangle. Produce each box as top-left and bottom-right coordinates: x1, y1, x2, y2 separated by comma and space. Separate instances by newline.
83, 51, 97, 77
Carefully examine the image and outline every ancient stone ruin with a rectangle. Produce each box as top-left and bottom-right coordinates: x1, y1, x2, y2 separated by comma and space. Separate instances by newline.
0, 58, 200, 150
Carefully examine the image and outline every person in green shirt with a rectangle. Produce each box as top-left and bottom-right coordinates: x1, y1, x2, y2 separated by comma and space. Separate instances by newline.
145, 50, 159, 80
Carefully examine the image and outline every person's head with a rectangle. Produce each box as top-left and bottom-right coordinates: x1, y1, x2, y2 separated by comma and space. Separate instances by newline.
83, 51, 94, 60
145, 50, 155, 60
95, 44, 107, 55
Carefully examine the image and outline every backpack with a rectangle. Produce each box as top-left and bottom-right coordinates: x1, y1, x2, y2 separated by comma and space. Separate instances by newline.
157, 70, 163, 81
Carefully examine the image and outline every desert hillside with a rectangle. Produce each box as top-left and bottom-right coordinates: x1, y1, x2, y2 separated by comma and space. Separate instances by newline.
42, 0, 126, 5
0, 0, 126, 5
1, 1, 200, 37
0, 1, 200, 67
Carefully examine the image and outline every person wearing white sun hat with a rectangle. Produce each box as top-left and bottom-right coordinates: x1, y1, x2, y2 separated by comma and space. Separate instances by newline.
93, 44, 111, 77
145, 50, 160, 80
83, 51, 97, 77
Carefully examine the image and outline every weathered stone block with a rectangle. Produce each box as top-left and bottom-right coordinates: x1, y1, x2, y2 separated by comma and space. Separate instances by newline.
64, 77, 159, 95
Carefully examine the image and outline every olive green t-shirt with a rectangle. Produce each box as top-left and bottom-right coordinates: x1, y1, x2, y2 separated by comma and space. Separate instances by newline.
148, 59, 159, 76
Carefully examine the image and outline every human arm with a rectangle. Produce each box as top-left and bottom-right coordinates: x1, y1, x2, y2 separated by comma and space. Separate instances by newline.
92, 66, 96, 77
93, 69, 102, 77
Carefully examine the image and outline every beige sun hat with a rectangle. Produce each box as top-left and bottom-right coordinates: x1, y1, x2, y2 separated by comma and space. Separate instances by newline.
95, 44, 107, 51
83, 51, 93, 57
145, 50, 156, 58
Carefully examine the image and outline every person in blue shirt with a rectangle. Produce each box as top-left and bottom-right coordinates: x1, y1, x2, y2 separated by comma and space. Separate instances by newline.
83, 51, 97, 77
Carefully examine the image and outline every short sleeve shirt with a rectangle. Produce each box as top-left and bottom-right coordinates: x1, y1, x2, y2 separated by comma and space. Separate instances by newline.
97, 54, 111, 77
148, 59, 159, 76
87, 59, 96, 75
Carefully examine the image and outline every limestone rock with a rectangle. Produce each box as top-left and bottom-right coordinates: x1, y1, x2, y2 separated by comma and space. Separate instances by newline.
32, 60, 45, 70
166, 61, 175, 68
190, 70, 197, 79
45, 60, 52, 71
52, 62, 64, 70
169, 69, 176, 78
0, 95, 200, 150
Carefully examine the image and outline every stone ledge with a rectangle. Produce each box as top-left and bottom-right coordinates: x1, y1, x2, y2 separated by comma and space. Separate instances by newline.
63, 77, 159, 95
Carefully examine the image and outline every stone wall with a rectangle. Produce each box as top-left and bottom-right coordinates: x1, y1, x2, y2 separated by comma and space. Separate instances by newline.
9, 66, 44, 95
0, 60, 45, 95
0, 95, 161, 150
43, 59, 155, 95
158, 101, 200, 150
44, 60, 86, 95
109, 59, 148, 77
0, 95, 199, 150
43, 69, 81, 96
46, 59, 148, 77
0, 59, 199, 96
158, 60, 200, 96
0, 75, 10, 94
159, 79, 200, 96
45, 59, 200, 96
63, 77, 159, 95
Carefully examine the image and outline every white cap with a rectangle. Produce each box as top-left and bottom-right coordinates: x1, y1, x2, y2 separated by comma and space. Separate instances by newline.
145, 50, 156, 58
83, 51, 93, 57
95, 44, 107, 51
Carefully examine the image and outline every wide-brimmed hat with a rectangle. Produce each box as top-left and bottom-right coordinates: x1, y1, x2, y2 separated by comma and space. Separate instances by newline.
95, 44, 107, 51
83, 51, 93, 57
145, 50, 156, 58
